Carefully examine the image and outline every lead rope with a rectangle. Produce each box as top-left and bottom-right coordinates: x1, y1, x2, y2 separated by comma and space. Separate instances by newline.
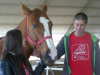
49, 67, 55, 75
48, 66, 55, 75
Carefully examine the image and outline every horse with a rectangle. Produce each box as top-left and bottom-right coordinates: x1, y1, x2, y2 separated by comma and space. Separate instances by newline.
0, 2, 57, 66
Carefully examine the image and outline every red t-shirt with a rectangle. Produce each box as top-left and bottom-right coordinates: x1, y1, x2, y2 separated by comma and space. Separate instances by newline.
69, 32, 93, 75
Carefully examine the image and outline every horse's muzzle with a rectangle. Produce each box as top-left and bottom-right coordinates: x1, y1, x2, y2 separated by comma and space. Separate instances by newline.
42, 50, 57, 66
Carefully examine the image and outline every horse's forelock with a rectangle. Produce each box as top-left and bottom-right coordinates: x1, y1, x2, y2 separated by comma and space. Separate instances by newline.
30, 8, 48, 25
29, 9, 42, 21
32, 9, 42, 16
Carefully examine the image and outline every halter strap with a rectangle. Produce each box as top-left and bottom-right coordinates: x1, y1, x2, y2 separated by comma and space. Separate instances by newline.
26, 16, 52, 55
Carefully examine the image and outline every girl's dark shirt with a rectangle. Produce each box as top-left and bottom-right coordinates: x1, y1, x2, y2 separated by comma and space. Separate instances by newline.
0, 53, 33, 75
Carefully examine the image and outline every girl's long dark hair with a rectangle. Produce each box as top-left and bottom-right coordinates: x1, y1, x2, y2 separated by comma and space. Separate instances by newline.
1, 29, 33, 75
1, 29, 23, 57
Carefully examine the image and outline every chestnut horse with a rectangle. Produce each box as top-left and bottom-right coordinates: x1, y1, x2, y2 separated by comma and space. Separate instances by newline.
0, 2, 57, 66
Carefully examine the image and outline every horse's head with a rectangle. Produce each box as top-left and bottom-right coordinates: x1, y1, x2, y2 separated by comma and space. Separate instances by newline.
20, 2, 57, 66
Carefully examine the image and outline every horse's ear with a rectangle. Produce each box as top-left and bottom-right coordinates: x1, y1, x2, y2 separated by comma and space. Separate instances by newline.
41, 3, 47, 13
20, 2, 31, 15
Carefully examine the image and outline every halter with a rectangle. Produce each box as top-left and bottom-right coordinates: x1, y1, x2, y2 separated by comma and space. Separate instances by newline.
26, 16, 52, 55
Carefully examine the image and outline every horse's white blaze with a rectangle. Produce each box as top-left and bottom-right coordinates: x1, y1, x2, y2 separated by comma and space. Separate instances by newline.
39, 17, 57, 60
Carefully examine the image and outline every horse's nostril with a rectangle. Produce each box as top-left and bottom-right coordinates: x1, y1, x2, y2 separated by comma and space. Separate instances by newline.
48, 50, 51, 55
42, 50, 56, 66
46, 50, 50, 57
54, 56, 57, 60
45, 50, 53, 61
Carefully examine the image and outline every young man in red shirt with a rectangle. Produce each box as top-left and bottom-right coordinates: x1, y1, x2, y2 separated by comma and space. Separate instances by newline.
56, 13, 100, 75
35, 13, 100, 75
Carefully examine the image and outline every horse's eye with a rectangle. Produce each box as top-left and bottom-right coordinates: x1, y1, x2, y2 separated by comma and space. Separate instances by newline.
32, 24, 37, 29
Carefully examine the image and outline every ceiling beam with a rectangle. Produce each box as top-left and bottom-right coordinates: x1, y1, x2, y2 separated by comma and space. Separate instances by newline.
52, 32, 100, 34
0, 23, 100, 26
0, 23, 18, 25
0, 3, 38, 7
1, 14, 100, 18
0, 3, 100, 9
81, 0, 96, 13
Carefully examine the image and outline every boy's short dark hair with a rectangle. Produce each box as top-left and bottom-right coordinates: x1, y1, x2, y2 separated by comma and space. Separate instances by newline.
74, 12, 88, 24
